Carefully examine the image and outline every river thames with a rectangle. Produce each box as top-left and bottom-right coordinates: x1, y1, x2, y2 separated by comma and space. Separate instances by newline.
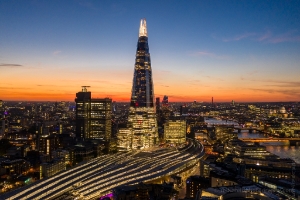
205, 118, 300, 164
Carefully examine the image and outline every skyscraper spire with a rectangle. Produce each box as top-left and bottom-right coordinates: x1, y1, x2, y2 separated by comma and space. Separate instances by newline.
131, 18, 154, 108
139, 18, 148, 37
118, 18, 158, 150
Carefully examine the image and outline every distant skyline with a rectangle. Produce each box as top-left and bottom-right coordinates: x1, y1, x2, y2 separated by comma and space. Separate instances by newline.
1, 0, 300, 102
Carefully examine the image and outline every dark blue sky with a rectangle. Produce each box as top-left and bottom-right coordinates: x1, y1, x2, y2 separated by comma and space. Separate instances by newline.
1, 0, 300, 101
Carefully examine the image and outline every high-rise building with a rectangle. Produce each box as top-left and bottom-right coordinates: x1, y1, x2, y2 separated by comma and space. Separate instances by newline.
155, 97, 160, 110
122, 18, 158, 150
162, 95, 168, 107
75, 86, 112, 141
0, 100, 4, 135
75, 86, 92, 139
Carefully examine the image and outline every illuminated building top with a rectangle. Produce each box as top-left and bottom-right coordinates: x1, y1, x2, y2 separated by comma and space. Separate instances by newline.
139, 18, 148, 37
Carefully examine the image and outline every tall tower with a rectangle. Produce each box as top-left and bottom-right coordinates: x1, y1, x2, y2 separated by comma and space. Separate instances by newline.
75, 86, 91, 139
75, 86, 112, 141
127, 18, 158, 149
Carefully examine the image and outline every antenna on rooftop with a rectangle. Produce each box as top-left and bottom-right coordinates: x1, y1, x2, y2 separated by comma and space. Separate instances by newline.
81, 86, 90, 92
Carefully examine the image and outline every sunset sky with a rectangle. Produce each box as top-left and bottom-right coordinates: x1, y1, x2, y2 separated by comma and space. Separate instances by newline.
1, 0, 300, 102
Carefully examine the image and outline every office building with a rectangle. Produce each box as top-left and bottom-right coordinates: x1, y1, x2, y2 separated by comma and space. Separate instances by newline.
122, 18, 158, 150
75, 86, 91, 139
164, 119, 186, 144
75, 86, 112, 141
117, 128, 132, 151
38, 134, 60, 156
40, 158, 65, 179
186, 175, 210, 199
162, 95, 168, 107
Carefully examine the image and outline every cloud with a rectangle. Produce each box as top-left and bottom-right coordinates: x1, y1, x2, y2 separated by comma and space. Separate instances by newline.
53, 50, 62, 55
222, 32, 256, 42
241, 78, 300, 87
202, 75, 224, 81
78, 0, 100, 11
268, 33, 300, 43
250, 88, 300, 97
157, 70, 171, 73
216, 29, 300, 44
264, 81, 300, 88
191, 51, 230, 60
0, 87, 31, 90
257, 30, 300, 43
247, 70, 258, 75
258, 30, 272, 41
243, 79, 300, 97
194, 51, 214, 56
0, 63, 23, 68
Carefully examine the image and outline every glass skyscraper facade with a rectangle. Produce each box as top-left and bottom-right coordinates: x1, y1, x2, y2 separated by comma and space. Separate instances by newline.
118, 19, 158, 150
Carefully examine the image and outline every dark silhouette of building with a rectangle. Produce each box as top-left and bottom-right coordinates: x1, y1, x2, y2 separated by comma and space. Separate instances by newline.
162, 95, 168, 107
186, 175, 210, 199
38, 134, 60, 156
75, 86, 112, 141
155, 97, 160, 110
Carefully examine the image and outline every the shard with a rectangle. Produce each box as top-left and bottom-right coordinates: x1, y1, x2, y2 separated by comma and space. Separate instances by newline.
119, 18, 158, 150
130, 18, 154, 108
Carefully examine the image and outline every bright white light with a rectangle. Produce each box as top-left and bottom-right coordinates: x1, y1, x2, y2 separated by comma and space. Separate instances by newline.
139, 18, 147, 37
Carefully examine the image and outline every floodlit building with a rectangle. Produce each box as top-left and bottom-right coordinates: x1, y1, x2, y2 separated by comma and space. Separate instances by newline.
164, 119, 186, 144
118, 18, 158, 150
117, 128, 132, 151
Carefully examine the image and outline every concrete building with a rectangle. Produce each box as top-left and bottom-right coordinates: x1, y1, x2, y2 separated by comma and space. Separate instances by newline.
40, 158, 65, 179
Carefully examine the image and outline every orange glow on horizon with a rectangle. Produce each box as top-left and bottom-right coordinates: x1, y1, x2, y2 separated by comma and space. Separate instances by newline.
1, 66, 299, 103
1, 90, 297, 102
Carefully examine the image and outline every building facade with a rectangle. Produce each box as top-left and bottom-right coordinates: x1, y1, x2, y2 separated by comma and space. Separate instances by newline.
118, 18, 158, 150
186, 175, 210, 199
164, 119, 186, 144
75, 86, 112, 141
40, 158, 65, 179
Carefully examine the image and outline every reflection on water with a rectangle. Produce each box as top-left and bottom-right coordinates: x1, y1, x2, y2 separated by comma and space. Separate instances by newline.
238, 132, 267, 139
238, 131, 300, 163
205, 118, 238, 127
205, 118, 300, 164
266, 146, 300, 164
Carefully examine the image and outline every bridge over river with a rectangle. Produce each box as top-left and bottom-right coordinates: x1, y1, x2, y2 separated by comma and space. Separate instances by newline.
240, 138, 300, 146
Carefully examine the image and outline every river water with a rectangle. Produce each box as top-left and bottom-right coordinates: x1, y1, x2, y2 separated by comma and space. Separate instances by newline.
205, 118, 300, 164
